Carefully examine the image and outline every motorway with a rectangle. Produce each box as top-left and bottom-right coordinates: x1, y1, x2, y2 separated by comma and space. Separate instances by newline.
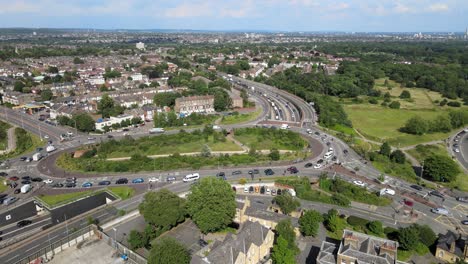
1, 75, 468, 262
450, 129, 468, 172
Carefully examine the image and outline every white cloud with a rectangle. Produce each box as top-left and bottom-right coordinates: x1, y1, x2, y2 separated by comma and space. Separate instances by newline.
394, 2, 411, 13
427, 3, 449, 12
0, 1, 39, 14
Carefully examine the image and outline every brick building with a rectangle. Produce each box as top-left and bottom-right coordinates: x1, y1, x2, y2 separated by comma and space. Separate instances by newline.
174, 95, 215, 115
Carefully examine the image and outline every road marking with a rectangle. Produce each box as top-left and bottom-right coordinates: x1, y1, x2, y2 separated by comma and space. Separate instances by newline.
0, 218, 51, 237
25, 243, 42, 252
5, 254, 19, 262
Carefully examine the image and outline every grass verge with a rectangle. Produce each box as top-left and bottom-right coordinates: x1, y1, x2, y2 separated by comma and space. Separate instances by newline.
37, 190, 100, 207
220, 109, 262, 125
107, 186, 135, 200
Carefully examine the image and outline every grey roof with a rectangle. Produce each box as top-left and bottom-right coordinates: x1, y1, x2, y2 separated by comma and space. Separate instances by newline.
206, 221, 270, 264
316, 241, 338, 264
437, 231, 466, 257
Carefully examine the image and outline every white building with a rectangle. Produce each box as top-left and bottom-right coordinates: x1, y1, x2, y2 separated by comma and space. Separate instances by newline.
131, 73, 143, 81
95, 115, 133, 131
136, 42, 145, 50
88, 77, 105, 85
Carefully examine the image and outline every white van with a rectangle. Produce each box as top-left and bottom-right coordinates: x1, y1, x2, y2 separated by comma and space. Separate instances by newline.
431, 208, 449, 216
183, 173, 200, 182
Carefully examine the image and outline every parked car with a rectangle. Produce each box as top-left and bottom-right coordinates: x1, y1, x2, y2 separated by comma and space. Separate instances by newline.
17, 220, 32, 228
287, 166, 299, 174
216, 172, 226, 178
66, 177, 76, 183
260, 186, 265, 194
19, 157, 27, 161
456, 197, 468, 203
82, 182, 93, 188
0, 172, 8, 177
14, 189, 20, 194
21, 180, 31, 185
31, 177, 43, 182
166, 176, 176, 182
277, 189, 282, 195
431, 208, 449, 216
9, 176, 19, 181
244, 186, 249, 193
116, 178, 128, 184
249, 186, 254, 193
232, 170, 242, 175
21, 176, 31, 181
98, 181, 111, 186
264, 169, 274, 175
107, 135, 114, 139
52, 183, 64, 188
148, 177, 159, 183
430, 191, 444, 198
304, 163, 313, 168
313, 163, 323, 169
462, 220, 468, 225
353, 180, 366, 187
3, 197, 17, 205
271, 189, 277, 196
65, 182, 76, 188
132, 178, 144, 184
44, 179, 54, 184
410, 185, 423, 191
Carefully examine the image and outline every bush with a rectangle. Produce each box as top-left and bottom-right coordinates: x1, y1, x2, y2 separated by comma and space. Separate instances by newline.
368, 98, 378, 104
347, 216, 369, 228
447, 101, 461, 107
389, 101, 401, 109
399, 90, 411, 99
367, 221, 384, 235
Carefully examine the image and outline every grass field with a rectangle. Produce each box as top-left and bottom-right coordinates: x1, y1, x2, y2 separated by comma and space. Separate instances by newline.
233, 127, 308, 151
0, 179, 8, 192
407, 144, 468, 191
37, 190, 99, 207
107, 186, 135, 200
0, 121, 11, 150
220, 109, 262, 125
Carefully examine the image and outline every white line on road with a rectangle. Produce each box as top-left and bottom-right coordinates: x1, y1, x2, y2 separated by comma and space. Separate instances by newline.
5, 254, 19, 263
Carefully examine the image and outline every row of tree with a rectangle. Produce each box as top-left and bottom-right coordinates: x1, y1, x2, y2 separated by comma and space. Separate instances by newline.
402, 110, 468, 135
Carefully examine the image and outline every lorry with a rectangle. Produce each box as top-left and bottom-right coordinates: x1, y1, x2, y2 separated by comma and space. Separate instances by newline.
21, 184, 31, 194
46, 145, 56, 153
149, 128, 165, 134
32, 152, 42, 161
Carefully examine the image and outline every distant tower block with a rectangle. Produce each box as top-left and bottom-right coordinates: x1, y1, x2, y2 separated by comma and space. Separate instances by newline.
465, 28, 468, 39
33, 31, 37, 36
136, 42, 145, 50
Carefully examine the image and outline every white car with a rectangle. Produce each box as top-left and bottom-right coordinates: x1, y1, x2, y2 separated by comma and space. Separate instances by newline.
44, 179, 54, 184
148, 177, 159, 183
380, 188, 396, 196
313, 163, 323, 169
353, 180, 366, 187
43, 135, 49, 139
454, 148, 460, 153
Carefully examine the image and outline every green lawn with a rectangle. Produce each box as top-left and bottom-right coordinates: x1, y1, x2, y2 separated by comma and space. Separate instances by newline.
344, 104, 455, 147
37, 190, 99, 207
220, 109, 262, 125
0, 120, 11, 150
107, 186, 135, 200
0, 179, 8, 192
233, 127, 307, 151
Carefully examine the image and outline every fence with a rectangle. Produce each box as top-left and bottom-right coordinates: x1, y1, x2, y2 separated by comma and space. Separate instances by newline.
14, 225, 146, 264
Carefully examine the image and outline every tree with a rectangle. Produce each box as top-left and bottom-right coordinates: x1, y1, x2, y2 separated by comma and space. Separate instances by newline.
187, 177, 236, 233
201, 144, 211, 157
275, 219, 298, 252
14, 81, 25, 92
127, 230, 146, 250
388, 101, 400, 109
97, 94, 121, 118
390, 150, 406, 164
269, 148, 280, 161
139, 190, 186, 229
299, 210, 323, 237
73, 57, 84, 64
423, 154, 459, 182
415, 224, 437, 247
399, 90, 411, 99
402, 116, 428, 135
72, 113, 95, 132
431, 115, 452, 132
449, 110, 468, 129
148, 237, 190, 264
271, 236, 296, 264
367, 221, 384, 235
40, 89, 53, 101
47, 66, 59, 73
274, 193, 300, 215
398, 226, 420, 251
379, 142, 391, 157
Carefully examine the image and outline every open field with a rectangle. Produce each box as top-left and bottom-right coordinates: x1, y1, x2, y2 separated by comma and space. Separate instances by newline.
233, 127, 308, 151
220, 109, 262, 125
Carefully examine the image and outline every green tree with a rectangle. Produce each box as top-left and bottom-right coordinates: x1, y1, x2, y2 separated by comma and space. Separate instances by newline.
269, 148, 280, 161
187, 177, 236, 233
423, 154, 459, 182
379, 142, 391, 157
72, 113, 95, 132
390, 150, 406, 164
98, 94, 115, 118
431, 115, 453, 132
275, 219, 298, 252
271, 236, 296, 264
148, 237, 190, 264
367, 221, 384, 235
415, 224, 437, 247
47, 66, 59, 73
73, 57, 84, 64
402, 116, 428, 135
274, 193, 300, 215
40, 89, 53, 101
399, 90, 411, 99
449, 110, 468, 129
398, 226, 420, 251
201, 144, 211, 157
14, 81, 25, 92
388, 101, 401, 109
127, 230, 147, 250
298, 210, 323, 237
139, 189, 186, 229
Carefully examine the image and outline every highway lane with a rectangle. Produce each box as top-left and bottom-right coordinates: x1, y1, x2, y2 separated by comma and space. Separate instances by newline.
450, 129, 468, 172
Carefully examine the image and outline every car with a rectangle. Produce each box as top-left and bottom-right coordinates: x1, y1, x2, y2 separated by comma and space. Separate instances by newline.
116, 178, 128, 184
43, 135, 49, 139
87, 137, 96, 141
14, 189, 20, 194
52, 183, 64, 188
380, 188, 395, 196
107, 135, 114, 139
65, 182, 76, 188
403, 200, 414, 207
148, 177, 159, 183
430, 191, 444, 198
166, 176, 176, 182
21, 176, 31, 181
244, 186, 249, 193
457, 197, 468, 203
98, 181, 111, 186
17, 220, 32, 228
66, 177, 77, 183
232, 170, 242, 175
19, 157, 27, 161
317, 159, 324, 164
277, 189, 282, 195
462, 220, 468, 225
36, 147, 43, 152
271, 189, 277, 196
216, 172, 225, 178
353, 180, 366, 187
252, 169, 259, 174
331, 156, 338, 162
313, 163, 323, 169
410, 185, 423, 191
431, 208, 449, 216
260, 186, 265, 194
198, 239, 208, 247
314, 131, 320, 135
9, 176, 19, 181
25, 157, 32, 162
326, 142, 331, 146
21, 180, 31, 185
249, 186, 254, 193
3, 197, 17, 205
44, 179, 53, 184
454, 148, 460, 153
132, 178, 144, 184
304, 163, 313, 168
82, 182, 93, 188
264, 169, 274, 175
67, 131, 73, 136
287, 166, 298, 174
0, 172, 8, 177
31, 177, 43, 182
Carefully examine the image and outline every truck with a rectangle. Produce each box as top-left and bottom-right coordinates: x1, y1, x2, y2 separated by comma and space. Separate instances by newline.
32, 152, 42, 161
149, 128, 165, 134
21, 184, 31, 194
46, 145, 56, 153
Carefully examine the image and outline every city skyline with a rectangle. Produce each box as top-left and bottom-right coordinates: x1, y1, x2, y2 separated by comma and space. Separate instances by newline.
0, 0, 467, 32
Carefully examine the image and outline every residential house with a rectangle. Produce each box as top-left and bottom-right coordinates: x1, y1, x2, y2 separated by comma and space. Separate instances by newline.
1, 91, 35, 105
317, 229, 404, 264
49, 104, 84, 119
435, 231, 468, 263
174, 95, 215, 115
95, 114, 133, 131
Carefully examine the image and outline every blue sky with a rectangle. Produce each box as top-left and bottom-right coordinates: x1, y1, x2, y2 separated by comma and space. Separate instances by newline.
0, 0, 467, 32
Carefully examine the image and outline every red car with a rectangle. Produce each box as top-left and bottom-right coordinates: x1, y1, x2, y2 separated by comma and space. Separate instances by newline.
9, 176, 19, 181
403, 200, 414, 207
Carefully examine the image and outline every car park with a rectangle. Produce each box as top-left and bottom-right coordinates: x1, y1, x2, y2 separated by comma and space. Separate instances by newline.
410, 185, 423, 191
82, 182, 93, 188
132, 178, 144, 184
116, 178, 128, 184
148, 177, 159, 183
98, 181, 111, 186
17, 220, 32, 228
304, 163, 313, 168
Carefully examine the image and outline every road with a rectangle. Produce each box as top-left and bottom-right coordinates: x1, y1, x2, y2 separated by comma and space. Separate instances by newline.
450, 129, 468, 172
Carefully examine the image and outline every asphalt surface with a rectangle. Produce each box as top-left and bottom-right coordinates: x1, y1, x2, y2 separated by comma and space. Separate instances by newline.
450, 129, 468, 171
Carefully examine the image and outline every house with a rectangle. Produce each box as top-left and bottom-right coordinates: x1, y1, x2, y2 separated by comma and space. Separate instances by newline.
435, 231, 468, 263
198, 221, 274, 264
174, 95, 215, 115
49, 104, 84, 119
1, 91, 35, 105
317, 229, 404, 264
95, 114, 133, 131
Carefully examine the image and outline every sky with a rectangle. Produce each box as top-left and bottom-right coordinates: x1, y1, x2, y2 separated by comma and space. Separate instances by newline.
0, 0, 467, 32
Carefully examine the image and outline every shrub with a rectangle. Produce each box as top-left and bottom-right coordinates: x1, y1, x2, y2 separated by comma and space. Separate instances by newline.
347, 216, 369, 228
447, 101, 461, 107
368, 98, 378, 104
389, 101, 401, 109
